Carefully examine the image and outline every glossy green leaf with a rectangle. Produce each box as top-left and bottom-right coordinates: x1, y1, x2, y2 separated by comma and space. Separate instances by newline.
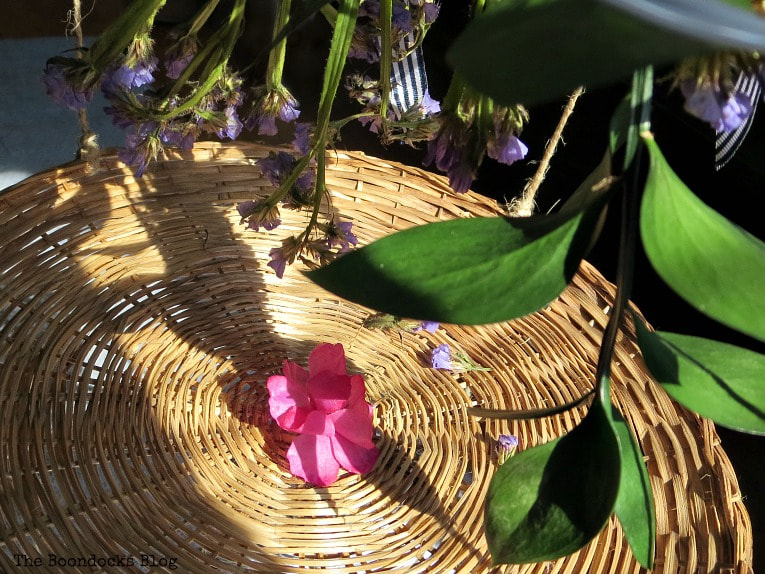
612, 410, 655, 568
485, 395, 620, 564
307, 194, 607, 325
635, 321, 765, 435
448, 0, 765, 106
640, 136, 765, 342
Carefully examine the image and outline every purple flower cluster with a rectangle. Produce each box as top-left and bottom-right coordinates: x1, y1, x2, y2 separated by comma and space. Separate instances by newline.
680, 80, 754, 132
244, 86, 301, 136
350, 0, 439, 63
425, 102, 528, 193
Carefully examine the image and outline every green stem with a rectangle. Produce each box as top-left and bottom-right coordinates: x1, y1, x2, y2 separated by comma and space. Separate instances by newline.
594, 67, 652, 401
267, 0, 292, 89
88, 0, 167, 74
155, 0, 245, 120
378, 0, 393, 135
187, 0, 220, 36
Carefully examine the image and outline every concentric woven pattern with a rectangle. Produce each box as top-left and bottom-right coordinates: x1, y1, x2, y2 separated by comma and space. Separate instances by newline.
0, 141, 752, 573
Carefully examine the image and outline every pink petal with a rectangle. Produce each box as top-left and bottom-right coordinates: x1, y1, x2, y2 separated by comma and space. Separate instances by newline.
330, 402, 375, 448
301, 410, 335, 436
287, 434, 340, 487
347, 374, 367, 407
331, 434, 379, 475
283, 359, 309, 385
308, 371, 351, 413
308, 343, 347, 376
267, 374, 310, 431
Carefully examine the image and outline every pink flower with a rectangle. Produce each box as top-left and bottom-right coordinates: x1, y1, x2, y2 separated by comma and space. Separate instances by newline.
267, 343, 379, 486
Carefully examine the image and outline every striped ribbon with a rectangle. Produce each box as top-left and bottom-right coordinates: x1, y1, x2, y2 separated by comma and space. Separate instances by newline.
389, 34, 429, 119
715, 71, 761, 170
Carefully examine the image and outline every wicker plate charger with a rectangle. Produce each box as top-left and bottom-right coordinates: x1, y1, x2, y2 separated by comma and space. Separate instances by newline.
0, 141, 752, 573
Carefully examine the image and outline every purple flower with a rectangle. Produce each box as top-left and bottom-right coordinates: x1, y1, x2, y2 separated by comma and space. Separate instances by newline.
245, 87, 301, 136
498, 434, 518, 450
258, 151, 297, 186
165, 37, 198, 79
497, 434, 518, 464
325, 220, 358, 252
118, 123, 159, 177
419, 90, 441, 116
42, 62, 94, 111
680, 80, 753, 132
414, 321, 440, 334
101, 59, 157, 95
159, 124, 196, 150
216, 106, 243, 140
488, 133, 528, 166
268, 247, 288, 278
237, 200, 281, 231
423, 2, 440, 24
431, 344, 452, 370
292, 122, 311, 155
278, 95, 301, 123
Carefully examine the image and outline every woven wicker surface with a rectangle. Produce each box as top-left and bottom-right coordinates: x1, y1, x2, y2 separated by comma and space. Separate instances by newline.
0, 141, 752, 573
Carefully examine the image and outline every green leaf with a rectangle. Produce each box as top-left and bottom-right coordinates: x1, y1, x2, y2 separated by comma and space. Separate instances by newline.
612, 410, 656, 568
640, 136, 765, 342
447, 0, 765, 106
635, 320, 765, 435
485, 395, 620, 564
307, 193, 608, 325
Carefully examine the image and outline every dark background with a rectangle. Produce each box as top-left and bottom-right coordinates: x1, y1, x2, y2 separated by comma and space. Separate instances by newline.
3, 1, 762, 570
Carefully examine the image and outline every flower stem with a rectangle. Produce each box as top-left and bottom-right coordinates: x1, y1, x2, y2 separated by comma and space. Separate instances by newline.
378, 0, 393, 135
267, 0, 292, 89
88, 0, 167, 75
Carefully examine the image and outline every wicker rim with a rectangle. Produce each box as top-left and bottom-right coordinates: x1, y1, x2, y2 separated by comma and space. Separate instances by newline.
0, 141, 753, 573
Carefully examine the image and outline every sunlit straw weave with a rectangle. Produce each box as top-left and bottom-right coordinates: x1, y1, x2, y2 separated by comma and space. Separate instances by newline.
0, 141, 753, 573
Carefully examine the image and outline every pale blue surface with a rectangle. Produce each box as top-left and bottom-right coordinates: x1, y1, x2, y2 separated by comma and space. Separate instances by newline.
0, 37, 123, 190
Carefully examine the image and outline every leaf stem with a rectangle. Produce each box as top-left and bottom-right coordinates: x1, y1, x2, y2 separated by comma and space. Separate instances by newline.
468, 389, 594, 420
594, 68, 652, 397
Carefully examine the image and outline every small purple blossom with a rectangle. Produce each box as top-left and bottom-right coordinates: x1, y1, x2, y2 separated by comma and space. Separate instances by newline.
216, 106, 243, 140
101, 59, 157, 95
258, 151, 297, 186
268, 247, 288, 278
325, 220, 358, 252
293, 122, 311, 155
245, 87, 301, 136
498, 434, 518, 450
159, 124, 196, 150
488, 133, 528, 166
680, 80, 753, 132
431, 344, 452, 370
497, 434, 518, 464
43, 62, 94, 111
118, 122, 159, 177
165, 37, 198, 79
414, 321, 440, 333
423, 2, 440, 24
419, 90, 441, 116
